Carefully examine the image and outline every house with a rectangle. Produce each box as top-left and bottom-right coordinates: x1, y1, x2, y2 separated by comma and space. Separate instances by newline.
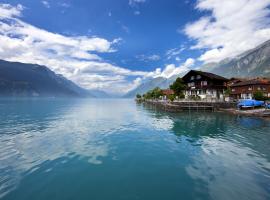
230, 78, 270, 99
227, 77, 247, 87
182, 70, 228, 100
161, 89, 174, 100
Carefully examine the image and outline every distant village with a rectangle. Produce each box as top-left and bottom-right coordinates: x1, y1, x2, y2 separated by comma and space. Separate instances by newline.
137, 70, 270, 102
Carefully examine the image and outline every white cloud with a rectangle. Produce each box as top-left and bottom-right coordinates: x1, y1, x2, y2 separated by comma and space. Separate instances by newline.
136, 54, 160, 62
166, 46, 185, 60
41, 1, 50, 8
129, 0, 145, 15
0, 3, 150, 94
58, 2, 71, 8
0, 4, 23, 18
147, 58, 195, 78
134, 11, 140, 15
184, 0, 270, 63
129, 0, 146, 7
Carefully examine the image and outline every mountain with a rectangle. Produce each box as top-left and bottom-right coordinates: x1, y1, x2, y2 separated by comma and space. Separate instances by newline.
204, 40, 270, 78
124, 39, 270, 97
123, 77, 173, 98
88, 89, 112, 98
0, 60, 95, 97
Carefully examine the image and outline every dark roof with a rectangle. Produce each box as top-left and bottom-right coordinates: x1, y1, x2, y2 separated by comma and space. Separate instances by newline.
231, 78, 270, 87
182, 70, 228, 81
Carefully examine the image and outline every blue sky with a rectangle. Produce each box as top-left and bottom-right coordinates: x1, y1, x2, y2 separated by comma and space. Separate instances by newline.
0, 0, 270, 94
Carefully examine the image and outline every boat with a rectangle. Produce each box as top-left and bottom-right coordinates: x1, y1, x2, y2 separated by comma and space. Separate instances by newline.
237, 99, 264, 109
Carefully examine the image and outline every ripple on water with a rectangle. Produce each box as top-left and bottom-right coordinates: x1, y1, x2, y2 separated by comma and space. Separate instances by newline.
0, 99, 269, 200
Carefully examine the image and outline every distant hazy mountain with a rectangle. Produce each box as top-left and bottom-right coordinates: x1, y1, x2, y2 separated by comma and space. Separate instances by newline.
203, 40, 270, 78
0, 60, 95, 97
123, 77, 173, 98
88, 89, 112, 98
124, 39, 270, 97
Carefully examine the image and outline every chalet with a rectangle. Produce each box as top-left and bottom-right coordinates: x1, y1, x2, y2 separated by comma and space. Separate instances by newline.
230, 78, 270, 99
161, 89, 174, 100
182, 70, 228, 100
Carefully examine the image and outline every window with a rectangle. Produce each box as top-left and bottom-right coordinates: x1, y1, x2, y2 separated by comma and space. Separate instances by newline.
188, 82, 194, 87
201, 81, 207, 86
190, 76, 194, 80
196, 75, 201, 79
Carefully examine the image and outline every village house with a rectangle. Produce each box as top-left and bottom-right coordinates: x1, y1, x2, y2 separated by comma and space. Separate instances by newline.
230, 78, 270, 99
182, 70, 228, 100
161, 89, 174, 100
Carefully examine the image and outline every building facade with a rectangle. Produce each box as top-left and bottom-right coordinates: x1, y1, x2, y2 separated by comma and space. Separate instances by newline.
230, 78, 270, 99
182, 70, 228, 100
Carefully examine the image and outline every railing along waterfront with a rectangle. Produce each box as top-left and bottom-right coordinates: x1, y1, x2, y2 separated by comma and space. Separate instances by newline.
143, 99, 237, 111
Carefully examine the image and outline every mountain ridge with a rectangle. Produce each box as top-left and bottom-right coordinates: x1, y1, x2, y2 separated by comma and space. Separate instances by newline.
124, 39, 270, 97
0, 60, 109, 98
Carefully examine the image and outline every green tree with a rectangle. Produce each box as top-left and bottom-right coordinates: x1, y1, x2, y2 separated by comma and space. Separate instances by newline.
136, 94, 142, 99
224, 88, 231, 96
170, 77, 186, 98
253, 91, 267, 101
168, 94, 175, 102
152, 87, 162, 99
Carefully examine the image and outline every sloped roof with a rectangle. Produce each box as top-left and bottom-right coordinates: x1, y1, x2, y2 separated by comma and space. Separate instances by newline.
182, 70, 228, 81
231, 78, 270, 87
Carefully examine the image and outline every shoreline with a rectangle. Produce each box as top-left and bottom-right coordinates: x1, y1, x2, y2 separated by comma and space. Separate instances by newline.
140, 100, 270, 118
219, 108, 270, 119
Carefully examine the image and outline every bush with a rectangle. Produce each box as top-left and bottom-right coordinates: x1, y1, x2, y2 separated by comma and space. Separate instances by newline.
168, 94, 175, 102
178, 93, 185, 99
254, 91, 268, 101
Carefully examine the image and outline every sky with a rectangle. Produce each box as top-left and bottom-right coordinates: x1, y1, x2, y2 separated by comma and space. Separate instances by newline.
0, 0, 270, 94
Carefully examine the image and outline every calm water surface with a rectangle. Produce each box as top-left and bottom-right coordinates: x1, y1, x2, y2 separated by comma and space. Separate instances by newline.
0, 98, 270, 200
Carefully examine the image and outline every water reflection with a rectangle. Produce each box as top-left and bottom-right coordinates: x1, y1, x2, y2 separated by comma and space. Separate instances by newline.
0, 99, 269, 200
141, 103, 270, 200
0, 99, 139, 198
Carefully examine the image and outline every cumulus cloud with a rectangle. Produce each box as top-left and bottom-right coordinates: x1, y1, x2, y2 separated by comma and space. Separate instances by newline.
147, 58, 195, 78
184, 0, 270, 63
0, 3, 149, 94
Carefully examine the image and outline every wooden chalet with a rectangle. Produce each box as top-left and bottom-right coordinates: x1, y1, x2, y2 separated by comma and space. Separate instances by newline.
230, 78, 270, 99
182, 70, 228, 100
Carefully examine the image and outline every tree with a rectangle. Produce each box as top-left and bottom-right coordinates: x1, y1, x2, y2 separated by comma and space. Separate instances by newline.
143, 87, 162, 99
152, 87, 162, 99
136, 94, 142, 99
170, 77, 186, 98
253, 91, 267, 101
224, 88, 231, 96
168, 94, 175, 102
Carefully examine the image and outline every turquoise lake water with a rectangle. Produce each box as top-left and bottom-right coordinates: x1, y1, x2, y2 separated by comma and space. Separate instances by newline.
0, 98, 270, 200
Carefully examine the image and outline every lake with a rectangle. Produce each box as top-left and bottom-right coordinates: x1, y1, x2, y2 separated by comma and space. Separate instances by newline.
0, 98, 269, 200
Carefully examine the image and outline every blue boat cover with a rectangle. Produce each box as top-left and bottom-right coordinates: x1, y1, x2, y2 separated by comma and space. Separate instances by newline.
238, 99, 264, 108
